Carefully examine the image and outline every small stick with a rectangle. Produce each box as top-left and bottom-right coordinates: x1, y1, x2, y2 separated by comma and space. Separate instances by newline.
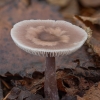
1, 80, 11, 90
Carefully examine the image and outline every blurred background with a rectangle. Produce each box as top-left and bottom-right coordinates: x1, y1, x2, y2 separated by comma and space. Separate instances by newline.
0, 0, 100, 75
0, 0, 100, 22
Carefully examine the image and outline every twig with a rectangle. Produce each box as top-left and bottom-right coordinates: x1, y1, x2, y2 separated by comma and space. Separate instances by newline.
1, 80, 11, 90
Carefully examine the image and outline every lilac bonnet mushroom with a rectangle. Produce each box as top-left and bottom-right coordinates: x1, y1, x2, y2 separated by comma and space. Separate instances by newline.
11, 20, 87, 100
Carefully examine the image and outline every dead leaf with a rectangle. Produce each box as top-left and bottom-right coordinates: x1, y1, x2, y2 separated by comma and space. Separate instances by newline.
3, 87, 45, 100
77, 96, 85, 100
63, 75, 79, 88
65, 87, 79, 95
13, 77, 44, 94
57, 79, 66, 92
73, 67, 100, 79
80, 8, 96, 17
74, 16, 100, 62
76, 16, 100, 24
79, 77, 94, 90
77, 82, 100, 100
80, 0, 100, 7
57, 74, 79, 95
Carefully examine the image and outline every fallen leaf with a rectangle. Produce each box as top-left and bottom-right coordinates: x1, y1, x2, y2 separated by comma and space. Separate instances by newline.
77, 82, 100, 100
3, 87, 45, 100
57, 74, 79, 95
80, 8, 96, 17
79, 77, 94, 90
74, 16, 100, 66
77, 96, 85, 100
80, 0, 100, 7
57, 79, 66, 92
73, 67, 100, 79
63, 75, 79, 88
14, 77, 44, 93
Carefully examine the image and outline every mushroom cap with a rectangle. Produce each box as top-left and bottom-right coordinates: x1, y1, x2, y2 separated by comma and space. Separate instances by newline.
11, 20, 87, 57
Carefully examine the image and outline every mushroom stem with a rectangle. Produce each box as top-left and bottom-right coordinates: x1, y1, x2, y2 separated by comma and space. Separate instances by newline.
44, 54, 59, 100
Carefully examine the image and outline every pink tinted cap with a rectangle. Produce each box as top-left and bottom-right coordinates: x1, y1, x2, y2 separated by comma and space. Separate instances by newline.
11, 20, 87, 57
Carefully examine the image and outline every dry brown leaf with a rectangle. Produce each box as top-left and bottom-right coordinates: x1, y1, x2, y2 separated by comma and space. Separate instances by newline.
47, 0, 70, 7
73, 67, 100, 79
13, 76, 44, 94
79, 77, 94, 90
6, 69, 100, 98
83, 82, 100, 100
74, 16, 100, 58
57, 79, 66, 92
65, 88, 78, 95
77, 82, 100, 100
77, 96, 85, 100
57, 74, 79, 95
3, 87, 45, 100
73, 16, 93, 46
77, 16, 100, 24
14, 71, 68, 94
63, 75, 79, 88
80, 8, 96, 17
13, 70, 93, 95
80, 0, 100, 7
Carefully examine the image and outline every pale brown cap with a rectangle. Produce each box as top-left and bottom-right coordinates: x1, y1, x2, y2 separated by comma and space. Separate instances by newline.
11, 20, 87, 57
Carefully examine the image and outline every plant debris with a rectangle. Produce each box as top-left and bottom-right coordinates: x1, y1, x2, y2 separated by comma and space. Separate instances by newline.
79, 0, 100, 7
74, 16, 100, 60
77, 82, 100, 100
3, 87, 45, 100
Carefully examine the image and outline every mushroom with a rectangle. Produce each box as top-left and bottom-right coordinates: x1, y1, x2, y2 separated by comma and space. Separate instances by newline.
11, 20, 87, 100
